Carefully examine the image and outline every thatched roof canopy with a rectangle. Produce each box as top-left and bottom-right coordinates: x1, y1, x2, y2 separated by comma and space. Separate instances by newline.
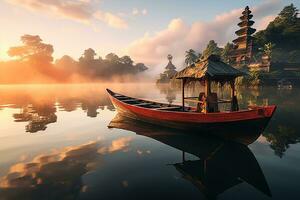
174, 55, 245, 82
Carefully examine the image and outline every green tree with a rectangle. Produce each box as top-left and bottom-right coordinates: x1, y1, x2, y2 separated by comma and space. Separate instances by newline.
55, 55, 78, 71
184, 49, 198, 66
119, 55, 133, 65
8, 34, 54, 64
105, 53, 119, 63
259, 42, 275, 59
135, 63, 148, 72
253, 4, 300, 61
81, 48, 96, 61
221, 42, 234, 63
274, 3, 298, 25
202, 40, 222, 58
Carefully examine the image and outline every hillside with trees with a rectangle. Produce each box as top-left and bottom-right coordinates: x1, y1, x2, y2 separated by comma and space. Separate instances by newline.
254, 4, 300, 63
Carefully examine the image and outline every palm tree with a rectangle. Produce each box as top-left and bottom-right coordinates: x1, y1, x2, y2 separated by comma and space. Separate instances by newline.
185, 49, 198, 66
260, 42, 275, 59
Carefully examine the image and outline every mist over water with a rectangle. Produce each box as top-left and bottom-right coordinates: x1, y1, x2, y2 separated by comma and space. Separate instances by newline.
0, 83, 300, 199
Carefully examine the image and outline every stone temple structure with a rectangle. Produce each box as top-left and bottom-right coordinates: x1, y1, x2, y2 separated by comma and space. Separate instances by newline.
230, 6, 256, 66
157, 55, 177, 83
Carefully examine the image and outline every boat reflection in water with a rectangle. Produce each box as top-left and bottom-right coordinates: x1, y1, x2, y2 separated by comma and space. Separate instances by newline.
108, 114, 272, 199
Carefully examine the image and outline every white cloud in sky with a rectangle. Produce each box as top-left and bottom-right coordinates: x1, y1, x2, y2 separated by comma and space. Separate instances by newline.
132, 8, 147, 16
142, 9, 148, 15
94, 11, 128, 29
127, 0, 282, 69
132, 8, 139, 16
6, 0, 128, 29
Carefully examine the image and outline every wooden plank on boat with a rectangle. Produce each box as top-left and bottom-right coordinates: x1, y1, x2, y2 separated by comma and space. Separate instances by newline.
218, 99, 232, 103
184, 97, 199, 99
134, 102, 153, 106
184, 99, 203, 103
153, 106, 181, 110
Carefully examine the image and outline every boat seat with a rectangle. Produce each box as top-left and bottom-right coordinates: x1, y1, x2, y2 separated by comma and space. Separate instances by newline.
153, 106, 181, 110
117, 97, 131, 99
122, 99, 137, 102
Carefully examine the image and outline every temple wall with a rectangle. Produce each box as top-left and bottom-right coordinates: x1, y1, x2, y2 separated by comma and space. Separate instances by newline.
238, 43, 247, 49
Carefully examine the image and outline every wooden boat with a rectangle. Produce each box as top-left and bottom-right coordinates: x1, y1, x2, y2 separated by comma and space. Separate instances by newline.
107, 55, 276, 134
107, 89, 276, 134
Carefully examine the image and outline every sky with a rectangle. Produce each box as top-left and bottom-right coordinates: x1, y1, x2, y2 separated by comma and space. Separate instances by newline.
0, 0, 299, 71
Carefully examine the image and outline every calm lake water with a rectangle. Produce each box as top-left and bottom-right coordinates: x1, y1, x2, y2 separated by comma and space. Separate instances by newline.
0, 83, 299, 200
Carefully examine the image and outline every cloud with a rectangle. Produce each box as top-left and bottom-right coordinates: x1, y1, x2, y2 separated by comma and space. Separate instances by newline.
94, 11, 128, 29
132, 8, 147, 16
97, 137, 133, 154
132, 8, 139, 16
142, 9, 147, 15
6, 0, 128, 29
127, 0, 282, 68
256, 15, 277, 30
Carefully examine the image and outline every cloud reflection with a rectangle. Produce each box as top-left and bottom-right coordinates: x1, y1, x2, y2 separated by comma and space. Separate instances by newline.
0, 136, 133, 199
98, 136, 132, 154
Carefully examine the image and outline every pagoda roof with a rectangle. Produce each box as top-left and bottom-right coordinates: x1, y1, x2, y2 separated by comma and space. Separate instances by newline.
242, 6, 251, 15
174, 54, 245, 81
238, 20, 254, 27
165, 61, 176, 70
235, 27, 256, 36
233, 35, 254, 44
240, 14, 253, 21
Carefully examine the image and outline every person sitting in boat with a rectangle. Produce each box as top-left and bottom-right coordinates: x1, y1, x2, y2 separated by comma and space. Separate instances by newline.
197, 92, 219, 113
196, 92, 205, 112
206, 93, 219, 113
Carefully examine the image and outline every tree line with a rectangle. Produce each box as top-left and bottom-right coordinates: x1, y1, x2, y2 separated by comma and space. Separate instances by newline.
0, 35, 148, 83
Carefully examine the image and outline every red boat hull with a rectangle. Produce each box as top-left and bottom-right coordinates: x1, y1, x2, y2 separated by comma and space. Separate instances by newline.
107, 89, 276, 135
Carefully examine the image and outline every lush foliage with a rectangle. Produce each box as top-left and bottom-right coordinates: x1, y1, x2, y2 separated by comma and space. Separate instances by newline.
236, 70, 260, 87
202, 40, 222, 58
76, 50, 148, 79
184, 49, 198, 66
254, 4, 300, 62
221, 43, 235, 64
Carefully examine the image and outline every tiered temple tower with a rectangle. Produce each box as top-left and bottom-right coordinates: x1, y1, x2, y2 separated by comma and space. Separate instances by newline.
164, 54, 177, 77
157, 55, 177, 83
231, 6, 256, 66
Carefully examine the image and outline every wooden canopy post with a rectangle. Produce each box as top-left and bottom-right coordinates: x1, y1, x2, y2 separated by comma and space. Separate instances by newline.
182, 78, 186, 111
205, 78, 211, 96
230, 79, 239, 111
230, 79, 235, 97
204, 78, 211, 113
